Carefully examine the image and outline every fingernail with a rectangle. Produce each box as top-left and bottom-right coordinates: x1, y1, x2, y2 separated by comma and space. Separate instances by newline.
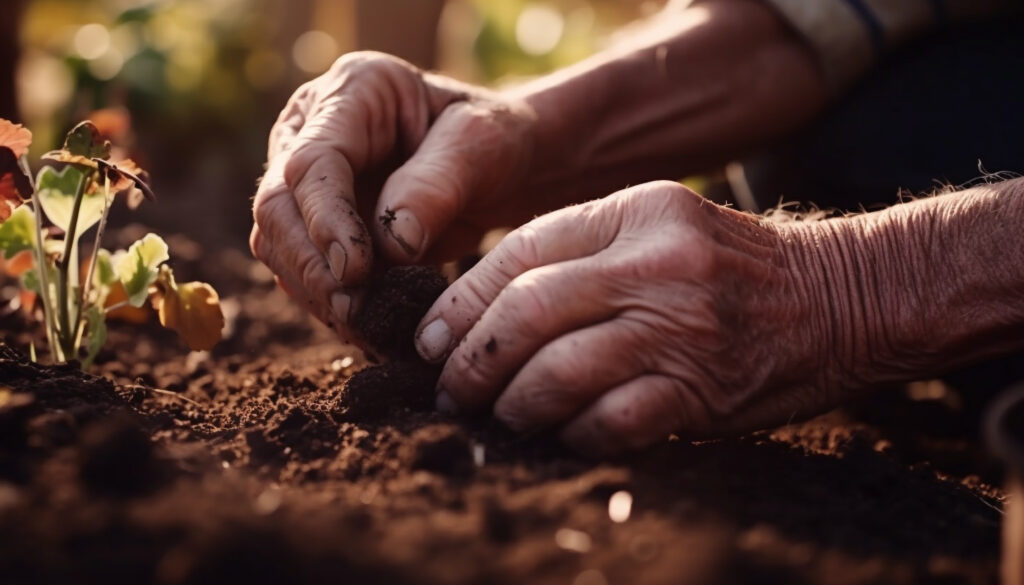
330, 291, 351, 324
436, 390, 459, 415
327, 242, 348, 281
416, 318, 452, 362
387, 208, 424, 257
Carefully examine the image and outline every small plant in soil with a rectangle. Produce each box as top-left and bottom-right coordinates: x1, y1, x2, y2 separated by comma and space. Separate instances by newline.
0, 118, 224, 367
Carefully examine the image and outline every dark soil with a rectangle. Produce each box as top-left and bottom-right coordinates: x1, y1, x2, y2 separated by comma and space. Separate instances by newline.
0, 236, 1009, 585
353, 266, 449, 361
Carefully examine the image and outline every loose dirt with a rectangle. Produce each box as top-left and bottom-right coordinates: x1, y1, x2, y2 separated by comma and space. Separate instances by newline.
0, 237, 1007, 585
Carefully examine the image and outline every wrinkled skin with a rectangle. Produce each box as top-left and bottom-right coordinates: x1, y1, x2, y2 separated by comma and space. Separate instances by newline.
251, 0, 874, 456
416, 182, 838, 456
250, 53, 540, 336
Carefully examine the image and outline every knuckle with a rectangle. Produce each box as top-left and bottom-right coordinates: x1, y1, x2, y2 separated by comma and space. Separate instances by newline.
646, 180, 694, 199
252, 189, 288, 232
282, 145, 322, 188
302, 197, 348, 245
499, 225, 543, 270
447, 346, 498, 396
389, 159, 464, 213
295, 249, 328, 291
330, 51, 412, 82
288, 81, 316, 108
249, 226, 267, 261
602, 378, 692, 445
493, 396, 531, 430
516, 387, 573, 424
621, 181, 699, 220
542, 349, 588, 393
499, 277, 550, 336
596, 399, 647, 445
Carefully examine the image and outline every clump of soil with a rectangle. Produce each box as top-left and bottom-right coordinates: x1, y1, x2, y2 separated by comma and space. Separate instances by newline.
353, 266, 448, 361
345, 265, 448, 424
342, 360, 440, 422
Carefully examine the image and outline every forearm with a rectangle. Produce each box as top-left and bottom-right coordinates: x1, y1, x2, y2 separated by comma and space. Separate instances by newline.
506, 0, 825, 208
780, 178, 1024, 390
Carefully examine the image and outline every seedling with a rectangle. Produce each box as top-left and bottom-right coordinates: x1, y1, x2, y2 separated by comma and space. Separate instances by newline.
0, 118, 224, 367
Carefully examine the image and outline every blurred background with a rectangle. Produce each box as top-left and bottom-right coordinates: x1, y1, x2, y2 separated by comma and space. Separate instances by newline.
2, 0, 667, 250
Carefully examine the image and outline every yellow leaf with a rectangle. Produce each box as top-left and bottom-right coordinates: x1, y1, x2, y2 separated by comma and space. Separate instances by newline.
157, 280, 224, 351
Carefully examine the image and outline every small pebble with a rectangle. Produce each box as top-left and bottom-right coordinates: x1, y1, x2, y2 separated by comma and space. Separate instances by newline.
472, 443, 486, 467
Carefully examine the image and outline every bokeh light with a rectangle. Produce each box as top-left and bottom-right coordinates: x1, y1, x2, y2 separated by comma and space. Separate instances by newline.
515, 3, 564, 56
292, 30, 339, 75
7, 0, 665, 249
73, 23, 111, 60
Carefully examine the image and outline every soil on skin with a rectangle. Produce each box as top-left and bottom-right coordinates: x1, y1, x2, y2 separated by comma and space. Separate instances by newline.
0, 233, 1009, 585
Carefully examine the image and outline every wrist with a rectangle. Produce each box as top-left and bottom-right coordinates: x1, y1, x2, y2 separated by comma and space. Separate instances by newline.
775, 180, 1024, 391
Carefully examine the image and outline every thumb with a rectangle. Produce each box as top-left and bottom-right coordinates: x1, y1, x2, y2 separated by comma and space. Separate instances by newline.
375, 101, 532, 263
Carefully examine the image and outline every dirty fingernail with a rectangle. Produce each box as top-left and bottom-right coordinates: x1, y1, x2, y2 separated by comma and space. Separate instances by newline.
436, 390, 458, 415
387, 208, 424, 257
331, 291, 352, 324
327, 242, 348, 281
416, 318, 452, 362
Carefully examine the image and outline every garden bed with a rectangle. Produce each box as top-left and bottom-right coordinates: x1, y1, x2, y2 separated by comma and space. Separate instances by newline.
0, 234, 1006, 585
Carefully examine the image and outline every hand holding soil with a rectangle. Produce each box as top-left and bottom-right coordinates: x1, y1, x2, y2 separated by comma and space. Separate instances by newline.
415, 181, 839, 456
249, 52, 539, 341
415, 178, 1024, 456
249, 0, 1024, 461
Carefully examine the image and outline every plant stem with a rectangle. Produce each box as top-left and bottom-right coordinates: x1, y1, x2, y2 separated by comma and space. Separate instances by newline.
56, 173, 88, 360
104, 300, 130, 314
31, 200, 59, 362
76, 177, 112, 347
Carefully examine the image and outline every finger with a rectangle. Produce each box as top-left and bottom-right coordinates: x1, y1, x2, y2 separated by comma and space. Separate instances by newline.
268, 63, 420, 287
560, 374, 696, 458
414, 197, 625, 363
251, 172, 356, 331
282, 146, 373, 284
492, 319, 649, 432
435, 259, 620, 414
374, 101, 530, 263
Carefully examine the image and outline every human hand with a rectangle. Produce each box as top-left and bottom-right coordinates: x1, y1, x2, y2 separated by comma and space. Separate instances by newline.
412, 181, 849, 456
250, 52, 538, 338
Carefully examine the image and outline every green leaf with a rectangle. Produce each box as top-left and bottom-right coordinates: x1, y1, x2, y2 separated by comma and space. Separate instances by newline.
82, 304, 107, 369
63, 122, 110, 160
36, 165, 105, 234
21, 267, 39, 293
0, 205, 35, 259
93, 248, 116, 287
116, 233, 169, 307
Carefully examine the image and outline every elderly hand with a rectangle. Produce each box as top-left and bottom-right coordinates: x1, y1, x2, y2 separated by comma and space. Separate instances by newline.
250, 52, 538, 337
413, 181, 852, 456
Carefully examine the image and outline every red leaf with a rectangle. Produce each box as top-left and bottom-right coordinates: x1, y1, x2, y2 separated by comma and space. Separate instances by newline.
0, 120, 31, 158
0, 148, 31, 221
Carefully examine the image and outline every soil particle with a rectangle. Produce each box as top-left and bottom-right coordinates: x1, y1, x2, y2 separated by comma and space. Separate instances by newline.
353, 266, 448, 360
485, 337, 498, 354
